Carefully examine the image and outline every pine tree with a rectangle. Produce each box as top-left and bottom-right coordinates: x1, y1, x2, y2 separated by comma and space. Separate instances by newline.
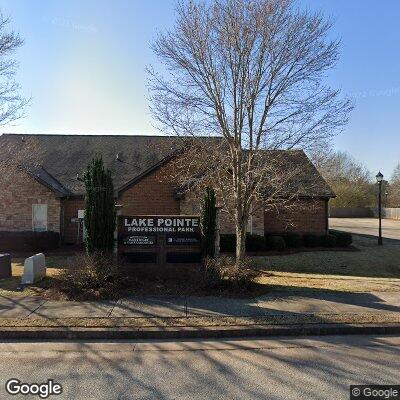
201, 186, 217, 258
83, 156, 116, 254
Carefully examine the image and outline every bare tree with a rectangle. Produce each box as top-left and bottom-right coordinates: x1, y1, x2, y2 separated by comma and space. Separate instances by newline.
0, 11, 31, 176
149, 0, 353, 265
389, 163, 400, 207
0, 12, 28, 128
309, 147, 376, 208
392, 164, 400, 183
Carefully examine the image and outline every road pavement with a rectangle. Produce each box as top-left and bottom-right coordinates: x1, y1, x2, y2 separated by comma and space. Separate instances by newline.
0, 335, 399, 399
330, 217, 400, 240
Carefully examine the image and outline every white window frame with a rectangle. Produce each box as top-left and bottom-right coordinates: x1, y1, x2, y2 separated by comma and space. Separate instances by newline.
32, 204, 48, 232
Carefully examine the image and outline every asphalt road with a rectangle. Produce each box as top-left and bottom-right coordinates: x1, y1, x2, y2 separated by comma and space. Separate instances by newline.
0, 335, 399, 399
330, 217, 400, 240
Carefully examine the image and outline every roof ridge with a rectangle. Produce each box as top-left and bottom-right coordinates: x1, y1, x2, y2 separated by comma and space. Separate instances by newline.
0, 133, 214, 138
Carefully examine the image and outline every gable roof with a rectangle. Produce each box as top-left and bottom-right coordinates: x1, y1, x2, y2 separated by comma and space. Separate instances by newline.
0, 134, 335, 198
261, 150, 336, 198
25, 164, 72, 197
0, 134, 185, 196
173, 149, 335, 199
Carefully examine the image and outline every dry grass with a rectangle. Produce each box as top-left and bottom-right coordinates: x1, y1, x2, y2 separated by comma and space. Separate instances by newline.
1, 235, 400, 298
252, 235, 400, 292
0, 256, 75, 297
0, 313, 399, 328
255, 272, 400, 292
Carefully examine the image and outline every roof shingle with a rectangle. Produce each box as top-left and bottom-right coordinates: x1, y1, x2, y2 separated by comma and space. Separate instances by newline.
0, 134, 334, 198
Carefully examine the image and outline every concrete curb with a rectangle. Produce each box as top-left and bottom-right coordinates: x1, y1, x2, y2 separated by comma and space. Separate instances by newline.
1, 323, 400, 340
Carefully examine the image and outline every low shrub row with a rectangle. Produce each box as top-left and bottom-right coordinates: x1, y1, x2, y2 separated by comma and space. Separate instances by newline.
0, 231, 60, 252
219, 230, 352, 253
329, 229, 353, 247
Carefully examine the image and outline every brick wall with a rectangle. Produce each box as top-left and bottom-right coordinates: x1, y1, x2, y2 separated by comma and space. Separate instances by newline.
60, 162, 181, 244
264, 199, 328, 234
181, 192, 265, 235
0, 168, 60, 232
0, 160, 330, 250
62, 197, 85, 244
119, 163, 180, 215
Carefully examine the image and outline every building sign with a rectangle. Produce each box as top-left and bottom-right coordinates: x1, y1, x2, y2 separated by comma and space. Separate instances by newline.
122, 216, 200, 234
167, 235, 201, 245
119, 215, 202, 265
123, 235, 156, 246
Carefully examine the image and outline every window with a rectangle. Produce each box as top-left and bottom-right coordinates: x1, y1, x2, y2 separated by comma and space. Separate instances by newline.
32, 204, 48, 232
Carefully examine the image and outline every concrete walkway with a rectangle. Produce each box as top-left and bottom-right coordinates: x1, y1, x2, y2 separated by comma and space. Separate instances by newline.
330, 217, 400, 240
1, 291, 399, 319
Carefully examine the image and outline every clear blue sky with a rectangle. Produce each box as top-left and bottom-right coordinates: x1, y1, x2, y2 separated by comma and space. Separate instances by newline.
0, 0, 399, 178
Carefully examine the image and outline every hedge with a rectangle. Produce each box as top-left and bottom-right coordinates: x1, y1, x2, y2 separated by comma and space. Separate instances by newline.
219, 234, 236, 253
282, 233, 303, 248
0, 231, 60, 252
329, 230, 353, 247
219, 233, 266, 252
219, 230, 352, 252
320, 234, 338, 248
266, 235, 286, 251
245, 234, 266, 252
303, 234, 322, 247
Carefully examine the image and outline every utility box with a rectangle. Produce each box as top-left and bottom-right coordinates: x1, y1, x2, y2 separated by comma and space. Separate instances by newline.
21, 253, 46, 284
0, 254, 12, 279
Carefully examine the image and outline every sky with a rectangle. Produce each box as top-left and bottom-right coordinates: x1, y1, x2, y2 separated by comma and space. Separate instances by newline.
0, 0, 399, 178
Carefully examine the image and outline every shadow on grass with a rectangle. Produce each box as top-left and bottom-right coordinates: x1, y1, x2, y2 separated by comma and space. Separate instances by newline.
251, 235, 400, 279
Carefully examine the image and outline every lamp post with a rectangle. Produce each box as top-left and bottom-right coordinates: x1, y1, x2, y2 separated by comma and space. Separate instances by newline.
376, 171, 384, 245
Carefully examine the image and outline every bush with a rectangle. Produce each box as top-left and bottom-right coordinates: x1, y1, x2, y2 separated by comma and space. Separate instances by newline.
0, 231, 60, 252
303, 234, 321, 247
283, 233, 303, 248
329, 230, 352, 247
200, 256, 258, 291
245, 234, 266, 252
220, 234, 266, 252
29, 231, 61, 251
219, 234, 236, 253
58, 252, 122, 299
320, 234, 337, 248
266, 235, 286, 251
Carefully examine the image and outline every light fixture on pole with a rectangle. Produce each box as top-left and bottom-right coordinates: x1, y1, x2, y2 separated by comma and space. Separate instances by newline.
376, 171, 384, 245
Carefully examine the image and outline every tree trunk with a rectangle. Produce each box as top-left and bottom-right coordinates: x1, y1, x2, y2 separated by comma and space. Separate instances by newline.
235, 222, 246, 268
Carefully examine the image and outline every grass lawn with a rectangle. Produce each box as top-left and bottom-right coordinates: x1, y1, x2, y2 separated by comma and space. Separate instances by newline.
0, 256, 71, 298
252, 235, 400, 292
1, 234, 399, 298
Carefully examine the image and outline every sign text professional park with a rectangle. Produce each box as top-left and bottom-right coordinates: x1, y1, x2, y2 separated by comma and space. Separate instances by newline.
124, 217, 199, 233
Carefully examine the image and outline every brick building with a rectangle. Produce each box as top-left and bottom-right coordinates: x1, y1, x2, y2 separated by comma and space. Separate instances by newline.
0, 134, 335, 250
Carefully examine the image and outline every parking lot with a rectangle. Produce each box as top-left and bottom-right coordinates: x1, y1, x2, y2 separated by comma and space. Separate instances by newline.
330, 218, 400, 240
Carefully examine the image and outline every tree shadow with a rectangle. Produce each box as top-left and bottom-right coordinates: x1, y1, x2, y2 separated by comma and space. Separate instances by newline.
0, 334, 399, 399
